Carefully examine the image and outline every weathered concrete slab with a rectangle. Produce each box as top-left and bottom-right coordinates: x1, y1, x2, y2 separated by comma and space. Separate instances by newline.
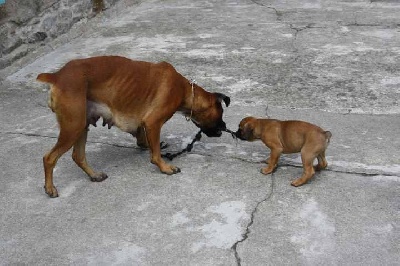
237, 170, 400, 266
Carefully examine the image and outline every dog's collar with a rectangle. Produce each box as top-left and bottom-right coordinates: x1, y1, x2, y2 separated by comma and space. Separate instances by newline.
185, 79, 196, 122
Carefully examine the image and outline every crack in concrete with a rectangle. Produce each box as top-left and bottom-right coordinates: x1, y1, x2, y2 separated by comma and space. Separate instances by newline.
0, 131, 58, 139
289, 23, 326, 56
344, 22, 398, 28
350, 9, 399, 28
249, 0, 283, 21
231, 171, 275, 266
0, 131, 139, 150
290, 23, 323, 38
229, 155, 399, 178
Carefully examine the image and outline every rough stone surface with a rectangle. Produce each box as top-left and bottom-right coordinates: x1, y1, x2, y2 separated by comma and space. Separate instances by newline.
0, 0, 120, 69
0, 0, 399, 265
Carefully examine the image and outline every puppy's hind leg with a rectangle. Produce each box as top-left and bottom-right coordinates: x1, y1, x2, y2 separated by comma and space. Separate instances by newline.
72, 128, 108, 182
291, 151, 316, 187
315, 150, 328, 171
135, 126, 168, 150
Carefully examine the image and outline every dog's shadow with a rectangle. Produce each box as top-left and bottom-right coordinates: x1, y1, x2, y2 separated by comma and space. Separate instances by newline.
85, 142, 148, 173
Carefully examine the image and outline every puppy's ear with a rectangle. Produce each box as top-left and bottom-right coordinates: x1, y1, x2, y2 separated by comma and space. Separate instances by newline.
214, 93, 230, 107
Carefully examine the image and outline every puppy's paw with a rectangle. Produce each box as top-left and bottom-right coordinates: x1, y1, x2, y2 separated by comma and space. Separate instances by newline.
315, 164, 328, 171
44, 185, 59, 198
261, 167, 274, 175
90, 172, 108, 182
291, 178, 306, 187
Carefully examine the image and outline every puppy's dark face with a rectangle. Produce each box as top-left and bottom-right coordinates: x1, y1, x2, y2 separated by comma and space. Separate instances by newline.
235, 117, 257, 141
193, 93, 230, 137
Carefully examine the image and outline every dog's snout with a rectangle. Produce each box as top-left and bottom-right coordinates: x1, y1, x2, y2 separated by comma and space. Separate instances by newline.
219, 121, 227, 131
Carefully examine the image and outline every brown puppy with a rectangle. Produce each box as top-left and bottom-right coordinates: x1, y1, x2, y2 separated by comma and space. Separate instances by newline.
37, 56, 230, 197
235, 117, 332, 186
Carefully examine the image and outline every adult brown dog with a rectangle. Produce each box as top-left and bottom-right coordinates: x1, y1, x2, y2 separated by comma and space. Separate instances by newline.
235, 117, 331, 186
37, 56, 230, 198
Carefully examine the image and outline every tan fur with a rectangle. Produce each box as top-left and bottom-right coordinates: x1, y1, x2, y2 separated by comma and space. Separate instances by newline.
236, 117, 332, 187
37, 56, 229, 197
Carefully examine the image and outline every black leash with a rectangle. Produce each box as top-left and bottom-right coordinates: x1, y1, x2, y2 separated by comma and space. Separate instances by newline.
161, 128, 237, 161
162, 130, 203, 161
224, 128, 237, 139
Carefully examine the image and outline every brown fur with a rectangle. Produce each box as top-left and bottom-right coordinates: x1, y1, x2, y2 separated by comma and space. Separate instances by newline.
236, 117, 331, 186
37, 56, 229, 197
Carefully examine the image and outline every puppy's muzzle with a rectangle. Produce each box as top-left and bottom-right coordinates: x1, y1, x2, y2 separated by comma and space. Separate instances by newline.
234, 129, 246, 140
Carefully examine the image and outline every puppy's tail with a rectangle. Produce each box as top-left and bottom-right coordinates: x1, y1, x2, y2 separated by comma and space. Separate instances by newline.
324, 131, 332, 145
37, 73, 57, 84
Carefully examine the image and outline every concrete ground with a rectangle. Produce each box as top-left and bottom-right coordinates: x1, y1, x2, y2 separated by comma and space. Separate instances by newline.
0, 0, 399, 265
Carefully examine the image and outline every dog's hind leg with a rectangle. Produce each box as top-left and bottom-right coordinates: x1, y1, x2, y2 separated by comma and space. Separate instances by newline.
135, 126, 149, 150
43, 82, 88, 197
44, 126, 85, 197
72, 128, 108, 182
135, 126, 168, 150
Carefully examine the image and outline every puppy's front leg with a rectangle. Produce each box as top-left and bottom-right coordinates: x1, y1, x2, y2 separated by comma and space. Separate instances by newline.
144, 122, 181, 175
261, 148, 282, 175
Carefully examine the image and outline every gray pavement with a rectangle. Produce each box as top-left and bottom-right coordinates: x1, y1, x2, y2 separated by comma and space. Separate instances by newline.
0, 0, 399, 265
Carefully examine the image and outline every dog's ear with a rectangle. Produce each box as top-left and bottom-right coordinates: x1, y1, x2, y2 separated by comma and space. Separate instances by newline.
214, 93, 230, 107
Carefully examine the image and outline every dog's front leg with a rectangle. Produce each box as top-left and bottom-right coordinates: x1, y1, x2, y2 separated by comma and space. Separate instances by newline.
144, 121, 181, 175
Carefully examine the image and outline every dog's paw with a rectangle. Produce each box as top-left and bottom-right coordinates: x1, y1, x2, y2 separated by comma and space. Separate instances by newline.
44, 185, 59, 198
162, 165, 181, 175
172, 166, 181, 174
90, 172, 108, 182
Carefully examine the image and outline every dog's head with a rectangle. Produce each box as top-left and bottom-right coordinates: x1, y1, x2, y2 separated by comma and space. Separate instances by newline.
192, 93, 230, 137
235, 116, 258, 141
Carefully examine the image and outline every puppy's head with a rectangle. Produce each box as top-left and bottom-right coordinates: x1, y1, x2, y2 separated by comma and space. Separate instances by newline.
193, 92, 230, 137
235, 117, 258, 141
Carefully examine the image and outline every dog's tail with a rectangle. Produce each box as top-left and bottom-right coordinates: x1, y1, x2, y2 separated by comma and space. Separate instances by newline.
37, 73, 57, 84
324, 131, 332, 145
